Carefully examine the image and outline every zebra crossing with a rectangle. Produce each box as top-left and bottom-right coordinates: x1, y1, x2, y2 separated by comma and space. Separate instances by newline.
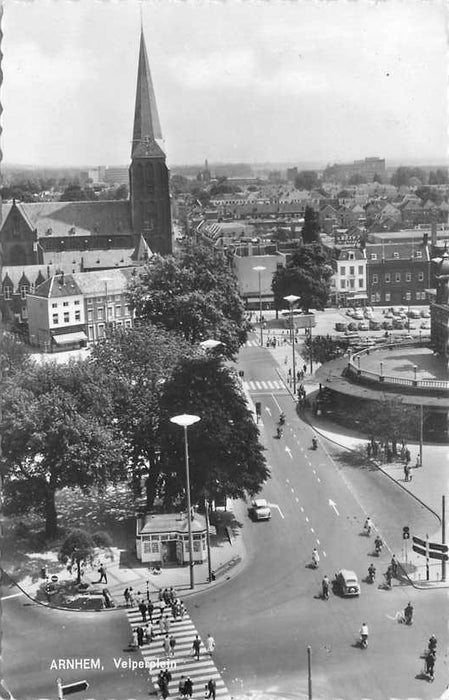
126, 604, 231, 699
243, 379, 286, 392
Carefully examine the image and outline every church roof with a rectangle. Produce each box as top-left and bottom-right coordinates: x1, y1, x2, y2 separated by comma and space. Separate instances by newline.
131, 30, 165, 160
14, 200, 133, 238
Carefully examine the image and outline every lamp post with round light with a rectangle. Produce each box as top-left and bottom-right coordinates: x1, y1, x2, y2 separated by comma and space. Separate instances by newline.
170, 413, 201, 590
284, 294, 300, 395
253, 266, 266, 346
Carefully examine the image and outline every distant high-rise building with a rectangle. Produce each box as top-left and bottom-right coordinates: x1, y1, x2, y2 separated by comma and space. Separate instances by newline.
287, 167, 298, 182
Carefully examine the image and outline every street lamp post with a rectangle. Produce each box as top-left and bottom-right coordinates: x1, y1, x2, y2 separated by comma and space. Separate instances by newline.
284, 294, 300, 396
170, 413, 201, 590
253, 266, 266, 347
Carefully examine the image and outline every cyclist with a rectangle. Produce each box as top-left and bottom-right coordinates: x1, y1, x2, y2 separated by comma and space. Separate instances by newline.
364, 517, 372, 535
322, 575, 330, 599
360, 623, 369, 648
312, 548, 320, 568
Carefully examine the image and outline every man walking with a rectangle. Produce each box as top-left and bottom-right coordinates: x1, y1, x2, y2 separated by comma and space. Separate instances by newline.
206, 679, 216, 699
192, 635, 201, 660
205, 633, 215, 654
147, 599, 154, 622
138, 599, 147, 622
98, 564, 107, 584
169, 634, 176, 657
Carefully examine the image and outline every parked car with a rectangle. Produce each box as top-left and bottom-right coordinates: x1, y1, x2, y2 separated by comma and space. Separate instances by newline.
364, 309, 373, 319
346, 307, 355, 317
334, 569, 360, 597
358, 321, 369, 331
383, 319, 393, 330
352, 311, 364, 320
409, 310, 421, 319
369, 318, 382, 331
250, 498, 271, 521
393, 318, 406, 330
384, 311, 394, 319
347, 321, 358, 331
420, 309, 430, 318
421, 320, 431, 330
335, 322, 348, 332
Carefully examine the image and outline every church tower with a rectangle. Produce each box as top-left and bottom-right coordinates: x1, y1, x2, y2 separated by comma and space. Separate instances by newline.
129, 30, 172, 255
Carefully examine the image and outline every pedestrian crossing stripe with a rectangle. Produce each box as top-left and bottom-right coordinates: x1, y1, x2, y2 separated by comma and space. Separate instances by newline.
126, 605, 231, 699
243, 380, 285, 391
243, 340, 260, 347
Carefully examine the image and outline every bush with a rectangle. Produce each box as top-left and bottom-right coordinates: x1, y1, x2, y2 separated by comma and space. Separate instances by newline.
92, 530, 113, 548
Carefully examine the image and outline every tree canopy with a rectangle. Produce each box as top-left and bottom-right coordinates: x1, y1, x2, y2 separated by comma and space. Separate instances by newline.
294, 170, 319, 191
272, 244, 333, 313
59, 529, 96, 583
301, 205, 321, 244
1, 361, 125, 538
156, 356, 269, 507
127, 242, 250, 358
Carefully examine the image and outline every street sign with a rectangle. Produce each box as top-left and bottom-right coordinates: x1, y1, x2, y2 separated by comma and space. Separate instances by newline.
412, 535, 448, 560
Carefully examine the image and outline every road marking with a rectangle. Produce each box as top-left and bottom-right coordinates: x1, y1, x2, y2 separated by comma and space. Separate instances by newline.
1, 592, 24, 601
316, 539, 321, 545
265, 406, 272, 416
329, 499, 340, 516
291, 487, 295, 493
311, 527, 315, 533
300, 507, 304, 512
270, 503, 285, 519
285, 446, 293, 459
295, 496, 299, 503
323, 551, 327, 557
305, 516, 309, 523
317, 477, 321, 483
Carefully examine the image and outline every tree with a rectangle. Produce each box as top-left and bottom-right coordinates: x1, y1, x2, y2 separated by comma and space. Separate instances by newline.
59, 184, 98, 202
127, 242, 250, 358
156, 356, 269, 507
348, 173, 366, 185
390, 167, 426, 188
0, 331, 32, 376
1, 361, 125, 538
59, 529, 96, 583
301, 205, 321, 244
294, 170, 319, 191
114, 184, 129, 200
357, 399, 421, 449
91, 325, 194, 506
272, 244, 333, 313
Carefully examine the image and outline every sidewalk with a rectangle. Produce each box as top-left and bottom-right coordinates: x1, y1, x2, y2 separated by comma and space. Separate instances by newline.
259, 331, 449, 588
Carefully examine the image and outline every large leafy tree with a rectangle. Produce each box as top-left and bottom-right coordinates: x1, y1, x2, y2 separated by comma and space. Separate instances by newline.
156, 356, 269, 507
272, 243, 333, 313
301, 205, 321, 244
358, 399, 421, 448
91, 325, 194, 505
127, 242, 250, 358
1, 361, 125, 538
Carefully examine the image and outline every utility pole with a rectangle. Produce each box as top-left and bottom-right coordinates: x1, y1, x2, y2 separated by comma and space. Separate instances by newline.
442, 495, 446, 582
419, 404, 423, 467
307, 645, 312, 699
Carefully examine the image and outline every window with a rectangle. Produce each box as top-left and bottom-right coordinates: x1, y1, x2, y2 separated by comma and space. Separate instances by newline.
358, 266, 363, 275
74, 300, 80, 306
75, 310, 81, 321
107, 306, 114, 321
63, 301, 69, 307
405, 292, 411, 301
98, 323, 105, 338
416, 251, 423, 259
52, 302, 57, 309
340, 280, 346, 289
385, 293, 391, 302
370, 294, 376, 303
370, 253, 377, 261
406, 272, 411, 282
52, 314, 58, 324
88, 325, 94, 341
372, 274, 378, 284
385, 273, 390, 283
124, 305, 130, 316
97, 307, 104, 320
21, 306, 28, 319
349, 266, 355, 276
20, 285, 27, 300
358, 279, 364, 288
3, 286, 12, 300
125, 319, 132, 328
349, 279, 354, 289
340, 266, 346, 276
348, 252, 355, 260
87, 297, 94, 304
416, 292, 421, 300
395, 273, 401, 282
418, 272, 424, 281
115, 305, 121, 317
87, 309, 93, 322
63, 312, 70, 323
393, 252, 399, 259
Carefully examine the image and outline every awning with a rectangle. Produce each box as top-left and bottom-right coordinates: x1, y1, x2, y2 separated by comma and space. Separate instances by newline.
349, 294, 368, 300
52, 331, 87, 345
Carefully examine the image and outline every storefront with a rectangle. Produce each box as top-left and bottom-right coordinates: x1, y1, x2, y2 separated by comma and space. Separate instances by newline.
136, 512, 208, 566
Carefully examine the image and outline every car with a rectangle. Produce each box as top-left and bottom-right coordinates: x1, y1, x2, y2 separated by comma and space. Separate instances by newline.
352, 311, 364, 320
369, 318, 382, 330
421, 320, 431, 330
346, 307, 355, 317
420, 309, 430, 318
383, 319, 393, 330
409, 310, 421, 319
335, 569, 361, 597
364, 309, 373, 319
335, 322, 348, 332
393, 318, 406, 329
250, 498, 271, 521
358, 320, 369, 331
384, 311, 394, 319
347, 321, 358, 331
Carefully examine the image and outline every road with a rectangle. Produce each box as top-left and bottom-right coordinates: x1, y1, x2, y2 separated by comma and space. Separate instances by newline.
1, 592, 150, 700
190, 341, 449, 699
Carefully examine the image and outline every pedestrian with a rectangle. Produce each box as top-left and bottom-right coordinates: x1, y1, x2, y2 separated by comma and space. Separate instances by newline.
366, 442, 372, 458
138, 599, 147, 622
123, 587, 131, 607
425, 650, 435, 680
415, 455, 421, 468
169, 634, 176, 657
184, 677, 193, 698
205, 633, 215, 654
158, 615, 165, 636
179, 676, 187, 698
192, 634, 201, 660
206, 679, 216, 699
128, 587, 135, 607
163, 588, 171, 606
163, 615, 171, 634
385, 566, 392, 588
163, 634, 170, 657
97, 564, 107, 584
144, 623, 152, 645
391, 554, 398, 577
136, 626, 144, 647
303, 364, 307, 374
131, 629, 138, 649
171, 600, 178, 620
404, 464, 408, 481
405, 448, 411, 465
158, 588, 164, 603
158, 669, 171, 700
284, 355, 288, 364
147, 599, 154, 622
179, 600, 186, 619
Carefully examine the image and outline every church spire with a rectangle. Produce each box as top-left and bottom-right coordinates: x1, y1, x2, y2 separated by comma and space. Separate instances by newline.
131, 29, 165, 159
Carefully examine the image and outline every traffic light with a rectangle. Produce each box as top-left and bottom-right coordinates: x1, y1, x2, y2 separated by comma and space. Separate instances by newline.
403, 526, 410, 540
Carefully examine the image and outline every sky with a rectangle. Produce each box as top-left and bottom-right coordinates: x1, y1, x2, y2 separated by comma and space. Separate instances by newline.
2, 0, 448, 168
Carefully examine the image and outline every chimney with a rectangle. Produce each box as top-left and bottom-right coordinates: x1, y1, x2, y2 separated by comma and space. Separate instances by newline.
431, 221, 437, 246
59, 272, 65, 286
